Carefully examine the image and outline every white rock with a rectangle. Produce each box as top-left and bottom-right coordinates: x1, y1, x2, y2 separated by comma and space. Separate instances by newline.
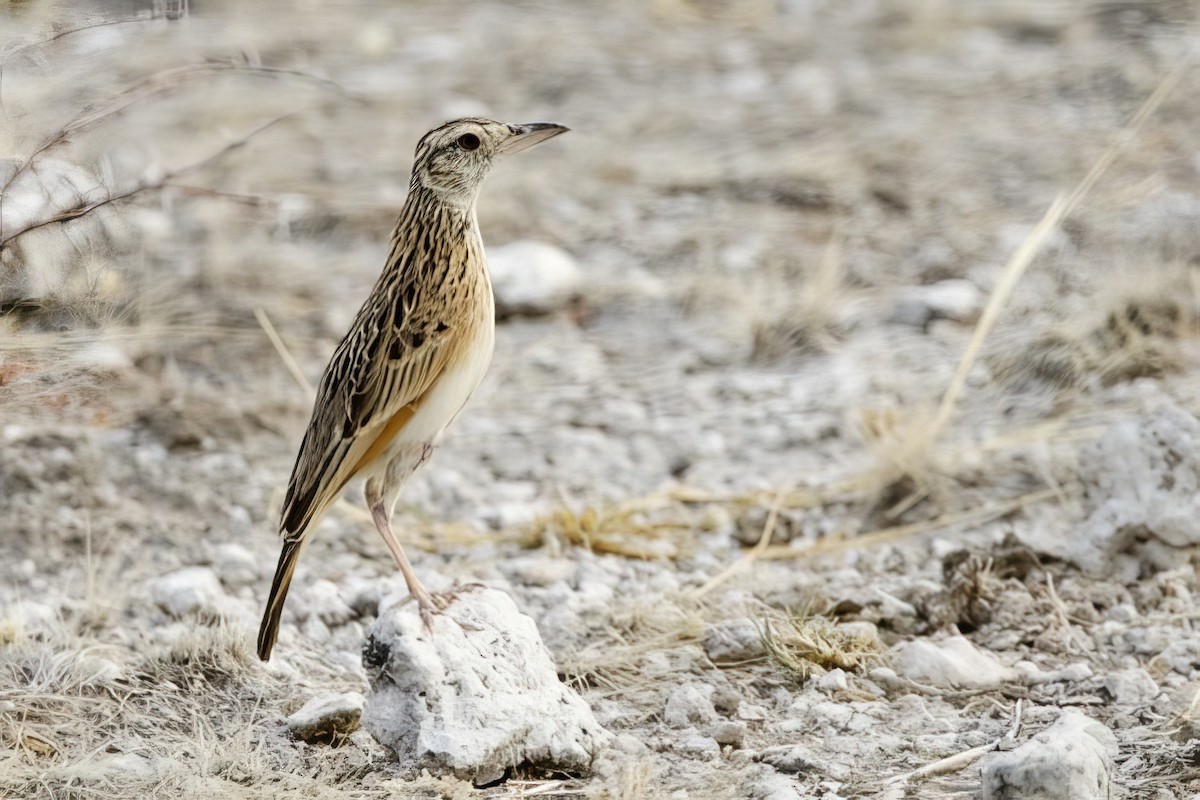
362, 586, 610, 784
1033, 402, 1200, 572
982, 711, 1118, 800
487, 240, 583, 315
678, 731, 720, 759
1, 600, 58, 637
712, 720, 746, 748
758, 743, 821, 774
816, 668, 850, 693
890, 280, 984, 328
704, 618, 766, 663
287, 692, 365, 742
305, 580, 356, 627
664, 684, 718, 729
1102, 668, 1160, 705
0, 157, 117, 303
892, 635, 1016, 690
148, 567, 225, 617
213, 543, 259, 587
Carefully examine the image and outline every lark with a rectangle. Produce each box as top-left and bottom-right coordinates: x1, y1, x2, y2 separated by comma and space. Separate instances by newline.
257, 118, 568, 661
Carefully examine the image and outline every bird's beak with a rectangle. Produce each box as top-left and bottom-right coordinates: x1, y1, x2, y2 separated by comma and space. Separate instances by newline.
498, 122, 569, 155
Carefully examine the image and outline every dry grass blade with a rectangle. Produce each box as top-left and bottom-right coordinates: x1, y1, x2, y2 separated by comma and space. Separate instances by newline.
528, 497, 693, 560
689, 488, 783, 599
761, 607, 885, 682
760, 488, 1056, 560
559, 596, 710, 693
254, 306, 314, 395
923, 51, 1196, 447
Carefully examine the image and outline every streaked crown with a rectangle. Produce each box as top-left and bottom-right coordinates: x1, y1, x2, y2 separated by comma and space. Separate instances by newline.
411, 117, 568, 204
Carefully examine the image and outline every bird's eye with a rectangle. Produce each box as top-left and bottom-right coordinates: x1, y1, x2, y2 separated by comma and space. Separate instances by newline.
457, 133, 481, 151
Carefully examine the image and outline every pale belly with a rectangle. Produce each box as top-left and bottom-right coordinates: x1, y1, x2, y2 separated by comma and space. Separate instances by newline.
365, 295, 496, 483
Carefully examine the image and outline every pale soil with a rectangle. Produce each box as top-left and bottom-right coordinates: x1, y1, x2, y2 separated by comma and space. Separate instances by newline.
2, 1, 1200, 798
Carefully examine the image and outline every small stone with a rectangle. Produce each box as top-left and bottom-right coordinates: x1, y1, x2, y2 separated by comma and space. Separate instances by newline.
982, 710, 1117, 800
758, 743, 820, 774
362, 587, 610, 784
305, 580, 356, 627
488, 240, 582, 316
704, 618, 766, 663
712, 720, 746, 748
287, 692, 365, 742
678, 732, 720, 760
890, 280, 983, 329
1102, 668, 1160, 705
664, 684, 718, 729
815, 668, 849, 693
1, 600, 57, 640
892, 635, 1016, 690
712, 684, 741, 717
213, 543, 258, 587
1157, 639, 1200, 676
148, 567, 225, 617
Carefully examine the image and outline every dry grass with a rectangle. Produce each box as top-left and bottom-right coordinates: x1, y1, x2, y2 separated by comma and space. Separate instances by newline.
523, 497, 702, 561
0, 615, 417, 799
760, 606, 886, 683
558, 594, 711, 695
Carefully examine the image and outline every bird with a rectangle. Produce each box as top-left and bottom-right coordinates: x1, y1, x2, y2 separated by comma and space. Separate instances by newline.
257, 118, 568, 661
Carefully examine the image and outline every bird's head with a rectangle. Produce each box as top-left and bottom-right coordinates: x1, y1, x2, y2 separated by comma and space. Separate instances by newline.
410, 117, 568, 205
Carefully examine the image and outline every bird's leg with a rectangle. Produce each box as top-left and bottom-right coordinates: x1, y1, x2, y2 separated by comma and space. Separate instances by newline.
365, 477, 438, 631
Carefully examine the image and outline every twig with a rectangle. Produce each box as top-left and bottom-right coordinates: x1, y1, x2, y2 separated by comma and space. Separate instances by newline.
1044, 573, 1083, 655
688, 488, 784, 599
254, 307, 314, 395
760, 488, 1057, 560
0, 113, 293, 248
2, 17, 153, 61
0, 61, 356, 239
923, 53, 1195, 446
886, 698, 1023, 785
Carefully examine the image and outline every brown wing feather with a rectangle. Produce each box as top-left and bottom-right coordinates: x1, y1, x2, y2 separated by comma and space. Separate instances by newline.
278, 237, 463, 542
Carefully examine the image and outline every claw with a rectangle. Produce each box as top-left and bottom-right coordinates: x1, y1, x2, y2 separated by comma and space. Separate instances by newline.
410, 583, 486, 633
419, 602, 436, 633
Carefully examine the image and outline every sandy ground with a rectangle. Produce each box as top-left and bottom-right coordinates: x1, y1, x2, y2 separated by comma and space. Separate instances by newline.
3, 0, 1200, 797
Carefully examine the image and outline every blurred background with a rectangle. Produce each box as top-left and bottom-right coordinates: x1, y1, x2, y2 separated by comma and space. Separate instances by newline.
3, 1, 1200, 797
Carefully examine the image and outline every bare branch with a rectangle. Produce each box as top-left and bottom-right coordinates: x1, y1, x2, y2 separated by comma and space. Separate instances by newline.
0, 61, 358, 238
0, 113, 294, 249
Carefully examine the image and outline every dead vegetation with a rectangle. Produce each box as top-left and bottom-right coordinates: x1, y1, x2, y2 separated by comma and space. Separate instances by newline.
761, 607, 886, 683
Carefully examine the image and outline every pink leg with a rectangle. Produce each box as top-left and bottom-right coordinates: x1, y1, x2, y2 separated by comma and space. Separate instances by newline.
366, 477, 438, 631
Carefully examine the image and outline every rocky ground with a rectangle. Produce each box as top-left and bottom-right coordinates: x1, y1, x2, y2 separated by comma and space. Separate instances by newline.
2, 1, 1200, 797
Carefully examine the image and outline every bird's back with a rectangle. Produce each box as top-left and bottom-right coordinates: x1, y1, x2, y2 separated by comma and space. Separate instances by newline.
279, 195, 491, 543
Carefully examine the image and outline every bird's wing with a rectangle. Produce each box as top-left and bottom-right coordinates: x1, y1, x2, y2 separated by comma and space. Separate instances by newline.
278, 264, 458, 541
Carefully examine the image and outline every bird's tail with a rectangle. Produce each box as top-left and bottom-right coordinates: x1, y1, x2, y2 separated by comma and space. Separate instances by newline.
257, 539, 303, 661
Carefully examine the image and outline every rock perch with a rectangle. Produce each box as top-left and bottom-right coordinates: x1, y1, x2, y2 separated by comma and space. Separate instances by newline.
362, 586, 611, 784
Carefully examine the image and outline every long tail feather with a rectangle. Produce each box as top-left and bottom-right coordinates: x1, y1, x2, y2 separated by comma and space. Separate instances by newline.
257, 540, 303, 661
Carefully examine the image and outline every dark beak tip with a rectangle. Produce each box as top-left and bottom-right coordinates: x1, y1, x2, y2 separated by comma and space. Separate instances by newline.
524, 122, 569, 133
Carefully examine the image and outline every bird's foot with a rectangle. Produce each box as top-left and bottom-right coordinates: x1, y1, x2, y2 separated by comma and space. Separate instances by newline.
414, 583, 486, 633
